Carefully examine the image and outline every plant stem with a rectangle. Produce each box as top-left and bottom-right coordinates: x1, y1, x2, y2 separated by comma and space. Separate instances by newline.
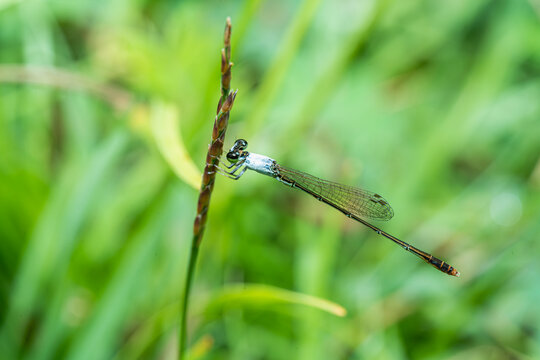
0, 65, 133, 111
178, 17, 235, 360
179, 243, 198, 360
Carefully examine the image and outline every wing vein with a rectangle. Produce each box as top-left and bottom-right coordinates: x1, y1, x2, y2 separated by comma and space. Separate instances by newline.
277, 165, 394, 221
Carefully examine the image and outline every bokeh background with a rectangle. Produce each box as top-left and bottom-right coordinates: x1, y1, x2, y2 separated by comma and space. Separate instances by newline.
1, 0, 540, 359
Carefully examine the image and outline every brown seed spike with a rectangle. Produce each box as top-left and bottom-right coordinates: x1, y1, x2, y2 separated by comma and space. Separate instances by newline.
224, 17, 231, 46
224, 17, 231, 59
185, 17, 236, 360
220, 90, 238, 112
221, 49, 227, 73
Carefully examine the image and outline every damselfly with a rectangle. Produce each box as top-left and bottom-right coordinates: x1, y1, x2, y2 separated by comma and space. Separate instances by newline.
212, 139, 460, 277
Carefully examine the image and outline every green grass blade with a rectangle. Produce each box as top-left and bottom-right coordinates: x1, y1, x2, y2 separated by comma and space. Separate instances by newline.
1, 131, 129, 358
244, 0, 323, 134
150, 101, 202, 190
65, 188, 175, 360
204, 284, 346, 318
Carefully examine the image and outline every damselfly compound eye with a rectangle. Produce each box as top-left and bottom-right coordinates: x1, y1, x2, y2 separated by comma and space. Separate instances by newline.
226, 150, 240, 162
236, 139, 248, 150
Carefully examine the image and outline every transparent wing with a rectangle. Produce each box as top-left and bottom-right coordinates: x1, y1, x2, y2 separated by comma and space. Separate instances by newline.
277, 165, 394, 221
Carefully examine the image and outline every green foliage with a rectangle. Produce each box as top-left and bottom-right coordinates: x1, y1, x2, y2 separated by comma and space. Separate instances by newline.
1, 0, 540, 359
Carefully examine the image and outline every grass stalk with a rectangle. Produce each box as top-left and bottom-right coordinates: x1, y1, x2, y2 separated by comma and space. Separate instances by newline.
178, 17, 236, 359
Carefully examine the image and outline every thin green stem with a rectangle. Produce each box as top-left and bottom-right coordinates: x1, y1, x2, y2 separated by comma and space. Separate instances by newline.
179, 242, 199, 359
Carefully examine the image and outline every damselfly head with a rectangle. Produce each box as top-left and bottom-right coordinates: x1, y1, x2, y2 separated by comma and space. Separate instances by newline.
226, 139, 249, 163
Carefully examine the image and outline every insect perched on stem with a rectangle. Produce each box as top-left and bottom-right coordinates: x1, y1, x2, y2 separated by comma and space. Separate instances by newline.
212, 139, 460, 277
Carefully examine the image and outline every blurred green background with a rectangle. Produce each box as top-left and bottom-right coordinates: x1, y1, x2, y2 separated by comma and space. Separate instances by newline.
1, 0, 540, 359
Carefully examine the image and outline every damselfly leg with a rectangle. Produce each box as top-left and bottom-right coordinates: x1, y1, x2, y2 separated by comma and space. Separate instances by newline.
208, 154, 237, 169
211, 164, 248, 180
207, 156, 248, 180
220, 166, 248, 180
